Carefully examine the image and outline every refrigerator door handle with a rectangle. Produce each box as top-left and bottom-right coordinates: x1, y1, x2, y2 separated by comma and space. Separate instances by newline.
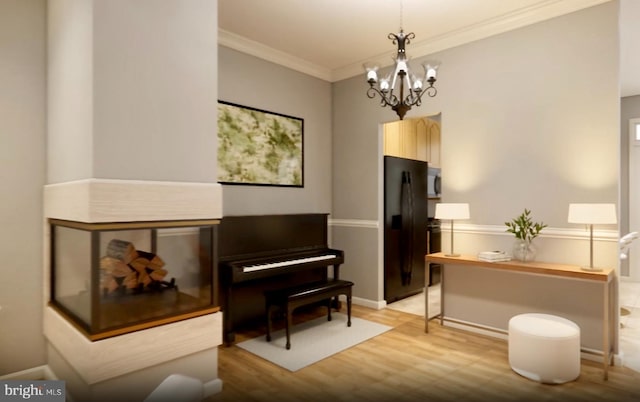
400, 171, 414, 286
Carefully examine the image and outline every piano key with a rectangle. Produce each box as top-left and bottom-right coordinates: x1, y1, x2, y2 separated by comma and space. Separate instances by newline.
243, 254, 338, 272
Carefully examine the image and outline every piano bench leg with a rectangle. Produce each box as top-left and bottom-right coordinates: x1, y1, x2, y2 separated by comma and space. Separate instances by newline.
266, 304, 273, 342
224, 332, 236, 346
327, 298, 332, 321
347, 292, 352, 327
286, 304, 293, 350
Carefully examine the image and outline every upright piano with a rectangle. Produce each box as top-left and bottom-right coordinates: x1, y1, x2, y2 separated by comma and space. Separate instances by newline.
218, 213, 344, 344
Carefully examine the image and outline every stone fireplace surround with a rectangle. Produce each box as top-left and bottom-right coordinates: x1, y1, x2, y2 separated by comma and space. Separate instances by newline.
43, 178, 223, 401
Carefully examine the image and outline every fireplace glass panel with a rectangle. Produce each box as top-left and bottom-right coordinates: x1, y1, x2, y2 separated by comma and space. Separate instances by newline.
50, 219, 218, 340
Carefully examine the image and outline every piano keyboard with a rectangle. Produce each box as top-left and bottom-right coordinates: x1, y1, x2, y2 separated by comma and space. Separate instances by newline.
243, 254, 338, 273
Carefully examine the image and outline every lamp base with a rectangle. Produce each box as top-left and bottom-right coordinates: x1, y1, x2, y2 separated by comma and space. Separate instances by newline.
579, 266, 603, 272
444, 253, 460, 257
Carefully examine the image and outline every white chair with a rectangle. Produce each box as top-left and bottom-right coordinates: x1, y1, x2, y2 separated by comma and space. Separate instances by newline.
508, 313, 581, 384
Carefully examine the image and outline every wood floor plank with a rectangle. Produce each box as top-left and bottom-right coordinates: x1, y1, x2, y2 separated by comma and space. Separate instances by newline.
206, 304, 640, 402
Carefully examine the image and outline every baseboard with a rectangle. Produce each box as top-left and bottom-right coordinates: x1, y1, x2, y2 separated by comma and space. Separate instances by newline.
443, 317, 509, 340
442, 317, 621, 366
352, 296, 386, 310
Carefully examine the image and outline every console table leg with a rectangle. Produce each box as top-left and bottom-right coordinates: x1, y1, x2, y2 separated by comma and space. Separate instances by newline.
603, 279, 610, 381
440, 264, 445, 326
425, 263, 430, 333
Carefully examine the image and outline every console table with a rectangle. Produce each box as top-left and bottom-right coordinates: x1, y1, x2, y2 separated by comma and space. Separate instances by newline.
425, 252, 615, 380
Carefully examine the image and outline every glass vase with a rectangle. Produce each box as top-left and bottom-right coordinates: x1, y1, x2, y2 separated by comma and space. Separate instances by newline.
513, 239, 536, 262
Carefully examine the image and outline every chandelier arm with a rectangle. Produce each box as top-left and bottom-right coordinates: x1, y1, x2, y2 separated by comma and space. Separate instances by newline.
424, 86, 438, 98
405, 95, 418, 107
405, 32, 415, 44
367, 87, 399, 108
409, 86, 438, 107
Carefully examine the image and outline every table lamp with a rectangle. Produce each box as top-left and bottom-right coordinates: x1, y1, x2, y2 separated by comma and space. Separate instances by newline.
567, 203, 617, 271
435, 203, 470, 257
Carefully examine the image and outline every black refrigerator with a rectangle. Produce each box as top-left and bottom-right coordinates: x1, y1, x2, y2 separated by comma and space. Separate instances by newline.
384, 156, 428, 303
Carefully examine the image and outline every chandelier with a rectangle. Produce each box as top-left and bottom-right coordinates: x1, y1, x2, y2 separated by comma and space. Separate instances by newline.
365, 29, 439, 120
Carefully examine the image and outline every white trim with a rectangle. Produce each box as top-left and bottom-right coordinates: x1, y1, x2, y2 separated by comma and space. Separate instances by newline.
218, 29, 332, 81
328, 220, 618, 241
442, 317, 508, 340
352, 296, 386, 311
219, 0, 609, 83
156, 227, 201, 237
442, 317, 620, 365
329, 219, 378, 229
445, 223, 619, 241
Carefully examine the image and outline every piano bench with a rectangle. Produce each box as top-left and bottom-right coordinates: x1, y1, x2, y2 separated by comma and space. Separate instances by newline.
264, 279, 354, 350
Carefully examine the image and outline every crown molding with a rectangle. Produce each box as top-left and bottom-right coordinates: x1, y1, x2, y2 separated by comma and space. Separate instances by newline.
219, 0, 611, 83
218, 29, 333, 82
333, 0, 611, 82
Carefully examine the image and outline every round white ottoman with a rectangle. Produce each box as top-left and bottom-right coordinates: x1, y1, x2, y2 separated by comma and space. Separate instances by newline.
508, 313, 580, 384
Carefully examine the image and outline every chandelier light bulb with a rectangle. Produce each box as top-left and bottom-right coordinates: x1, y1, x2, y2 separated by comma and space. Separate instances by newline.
379, 78, 390, 92
424, 62, 439, 81
412, 76, 423, 91
364, 64, 379, 83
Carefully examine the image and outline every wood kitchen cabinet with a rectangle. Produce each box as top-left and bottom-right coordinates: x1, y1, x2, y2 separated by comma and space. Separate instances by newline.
383, 117, 440, 167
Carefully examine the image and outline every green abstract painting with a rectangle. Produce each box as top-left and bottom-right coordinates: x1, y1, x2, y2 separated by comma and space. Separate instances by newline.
217, 101, 304, 187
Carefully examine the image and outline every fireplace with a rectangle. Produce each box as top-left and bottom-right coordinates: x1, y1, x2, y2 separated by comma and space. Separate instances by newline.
43, 179, 223, 396
49, 218, 219, 341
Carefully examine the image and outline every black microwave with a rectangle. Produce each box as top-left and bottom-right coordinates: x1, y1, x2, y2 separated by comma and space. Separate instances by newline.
428, 167, 441, 198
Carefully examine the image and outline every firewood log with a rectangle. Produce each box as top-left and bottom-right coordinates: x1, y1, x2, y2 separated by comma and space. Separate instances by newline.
100, 256, 131, 277
106, 239, 138, 264
123, 272, 139, 289
138, 271, 152, 287
129, 250, 165, 276
101, 276, 119, 294
149, 268, 168, 281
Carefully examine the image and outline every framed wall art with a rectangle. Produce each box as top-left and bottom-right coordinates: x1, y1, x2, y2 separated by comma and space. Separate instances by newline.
217, 101, 304, 187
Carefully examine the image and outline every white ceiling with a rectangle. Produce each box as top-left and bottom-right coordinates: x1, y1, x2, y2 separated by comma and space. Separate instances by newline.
219, 0, 640, 97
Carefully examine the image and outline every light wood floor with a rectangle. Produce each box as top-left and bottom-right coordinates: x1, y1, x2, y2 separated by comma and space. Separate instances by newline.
205, 305, 640, 402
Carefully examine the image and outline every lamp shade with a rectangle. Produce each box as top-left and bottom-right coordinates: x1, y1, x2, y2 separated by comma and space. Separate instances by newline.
567, 203, 617, 225
435, 203, 470, 220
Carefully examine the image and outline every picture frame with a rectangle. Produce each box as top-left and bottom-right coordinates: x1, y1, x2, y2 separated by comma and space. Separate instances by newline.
217, 101, 304, 187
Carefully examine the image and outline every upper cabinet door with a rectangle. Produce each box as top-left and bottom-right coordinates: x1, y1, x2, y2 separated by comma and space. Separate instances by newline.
383, 117, 440, 165
426, 118, 441, 168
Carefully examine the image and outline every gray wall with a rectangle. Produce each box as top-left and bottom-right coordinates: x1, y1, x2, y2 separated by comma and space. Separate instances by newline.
0, 0, 46, 374
218, 46, 333, 216
48, 0, 218, 183
332, 2, 620, 303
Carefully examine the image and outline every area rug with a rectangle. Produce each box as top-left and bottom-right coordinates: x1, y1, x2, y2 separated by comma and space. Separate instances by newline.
236, 313, 391, 371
